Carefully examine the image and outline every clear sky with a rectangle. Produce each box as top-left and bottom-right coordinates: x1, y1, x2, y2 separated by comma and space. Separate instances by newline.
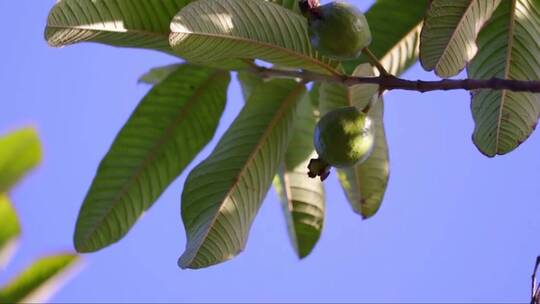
2, 0, 540, 302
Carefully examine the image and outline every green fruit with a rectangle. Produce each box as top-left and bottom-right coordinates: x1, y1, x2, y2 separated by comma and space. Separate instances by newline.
305, 1, 372, 60
313, 106, 374, 168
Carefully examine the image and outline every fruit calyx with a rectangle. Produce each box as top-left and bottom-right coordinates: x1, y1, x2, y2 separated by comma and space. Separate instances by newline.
307, 158, 331, 181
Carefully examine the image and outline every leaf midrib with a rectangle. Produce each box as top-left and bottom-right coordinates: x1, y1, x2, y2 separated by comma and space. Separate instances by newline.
47, 24, 170, 38
77, 70, 227, 250
170, 31, 340, 76
494, 0, 517, 153
182, 82, 305, 266
380, 22, 423, 74
433, 0, 476, 72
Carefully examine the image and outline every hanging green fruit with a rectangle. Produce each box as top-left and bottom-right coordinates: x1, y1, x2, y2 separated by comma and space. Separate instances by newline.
308, 106, 375, 181
300, 0, 372, 60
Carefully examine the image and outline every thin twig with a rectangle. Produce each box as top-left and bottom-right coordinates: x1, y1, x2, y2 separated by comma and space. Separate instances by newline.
248, 66, 540, 94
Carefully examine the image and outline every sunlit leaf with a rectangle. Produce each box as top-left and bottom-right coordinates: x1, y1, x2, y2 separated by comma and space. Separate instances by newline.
0, 254, 80, 304
179, 79, 306, 269
169, 0, 339, 74
468, 0, 540, 156
74, 64, 230, 253
420, 0, 501, 77
239, 72, 324, 258
0, 128, 42, 193
319, 64, 389, 218
274, 94, 325, 258
343, 0, 429, 76
45, 0, 191, 53
0, 194, 20, 268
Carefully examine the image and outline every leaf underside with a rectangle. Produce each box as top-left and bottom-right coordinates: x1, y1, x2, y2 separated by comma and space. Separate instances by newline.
238, 72, 324, 258
179, 79, 306, 269
343, 0, 430, 76
420, 0, 501, 78
169, 0, 339, 74
0, 128, 42, 193
319, 64, 390, 218
267, 0, 302, 14
74, 64, 230, 252
45, 0, 191, 53
274, 93, 325, 258
0, 254, 79, 304
468, 0, 540, 156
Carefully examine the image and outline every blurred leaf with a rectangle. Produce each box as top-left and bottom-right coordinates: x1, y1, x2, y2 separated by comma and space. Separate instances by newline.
319, 64, 389, 218
0, 254, 79, 304
138, 64, 182, 85
273, 94, 325, 258
420, 0, 501, 77
169, 0, 339, 74
45, 0, 191, 54
0, 128, 42, 193
468, 0, 540, 156
267, 0, 301, 14
179, 79, 305, 269
309, 82, 321, 110
237, 71, 264, 102
0, 194, 20, 268
343, 0, 430, 76
74, 64, 230, 253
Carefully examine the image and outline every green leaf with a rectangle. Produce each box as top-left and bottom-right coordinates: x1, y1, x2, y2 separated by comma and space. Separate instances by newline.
0, 194, 20, 268
45, 0, 191, 53
336, 100, 389, 218
238, 72, 324, 258
267, 0, 301, 14
138, 64, 183, 85
343, 0, 430, 76
237, 71, 264, 102
179, 79, 306, 269
420, 0, 501, 78
74, 64, 230, 253
0, 254, 79, 303
169, 0, 339, 75
468, 0, 540, 156
319, 64, 389, 218
0, 128, 42, 193
273, 94, 325, 259
309, 82, 321, 110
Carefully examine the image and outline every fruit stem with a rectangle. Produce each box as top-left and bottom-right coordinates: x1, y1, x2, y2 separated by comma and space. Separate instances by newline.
361, 95, 378, 115
362, 48, 389, 77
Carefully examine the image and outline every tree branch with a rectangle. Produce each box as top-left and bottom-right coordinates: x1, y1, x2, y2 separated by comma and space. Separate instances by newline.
248, 66, 540, 94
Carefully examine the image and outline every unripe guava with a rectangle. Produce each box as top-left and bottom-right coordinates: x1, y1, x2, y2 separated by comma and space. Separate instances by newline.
302, 1, 372, 60
313, 106, 375, 168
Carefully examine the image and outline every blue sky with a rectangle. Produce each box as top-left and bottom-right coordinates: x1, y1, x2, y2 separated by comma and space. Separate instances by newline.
2, 0, 540, 302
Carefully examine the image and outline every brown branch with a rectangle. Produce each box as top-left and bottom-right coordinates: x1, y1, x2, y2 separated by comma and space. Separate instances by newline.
248, 66, 540, 94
